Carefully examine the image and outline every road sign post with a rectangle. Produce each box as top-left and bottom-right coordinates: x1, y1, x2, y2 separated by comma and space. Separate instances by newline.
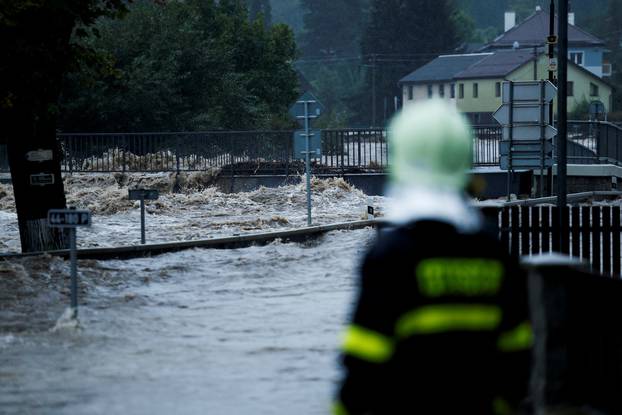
128, 189, 159, 244
48, 208, 92, 318
494, 80, 558, 199
290, 92, 324, 226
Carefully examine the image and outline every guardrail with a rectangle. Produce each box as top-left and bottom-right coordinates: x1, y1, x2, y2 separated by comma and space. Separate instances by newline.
1, 122, 620, 174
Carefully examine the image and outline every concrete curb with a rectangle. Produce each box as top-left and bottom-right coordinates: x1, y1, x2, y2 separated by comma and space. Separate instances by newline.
0, 220, 378, 261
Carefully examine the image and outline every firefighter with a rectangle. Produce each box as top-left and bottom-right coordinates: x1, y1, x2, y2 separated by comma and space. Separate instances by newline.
334, 100, 532, 415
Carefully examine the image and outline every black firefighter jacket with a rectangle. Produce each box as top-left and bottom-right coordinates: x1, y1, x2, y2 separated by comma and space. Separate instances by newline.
335, 220, 532, 415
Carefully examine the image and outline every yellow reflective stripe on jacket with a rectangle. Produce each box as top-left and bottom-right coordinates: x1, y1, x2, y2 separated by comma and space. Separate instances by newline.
342, 325, 394, 363
395, 304, 502, 338
497, 322, 534, 352
332, 401, 350, 415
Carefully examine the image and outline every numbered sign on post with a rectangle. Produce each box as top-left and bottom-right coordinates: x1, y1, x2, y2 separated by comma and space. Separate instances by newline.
48, 209, 92, 228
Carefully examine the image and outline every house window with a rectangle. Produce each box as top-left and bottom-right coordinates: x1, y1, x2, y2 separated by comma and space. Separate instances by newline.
473, 83, 479, 98
495, 82, 501, 98
567, 81, 574, 96
590, 82, 599, 96
569, 52, 584, 66
450, 84, 456, 99
408, 85, 414, 100
458, 83, 464, 99
439, 84, 445, 98
427, 84, 433, 98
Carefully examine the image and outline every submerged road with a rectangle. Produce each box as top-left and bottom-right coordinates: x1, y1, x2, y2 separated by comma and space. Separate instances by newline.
0, 228, 374, 414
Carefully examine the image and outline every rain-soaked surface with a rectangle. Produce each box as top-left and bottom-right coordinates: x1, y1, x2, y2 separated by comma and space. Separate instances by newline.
0, 176, 379, 414
0, 229, 374, 414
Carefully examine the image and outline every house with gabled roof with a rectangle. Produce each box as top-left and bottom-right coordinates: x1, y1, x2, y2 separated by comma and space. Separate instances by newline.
398, 7, 614, 124
399, 48, 612, 124
484, 8, 610, 78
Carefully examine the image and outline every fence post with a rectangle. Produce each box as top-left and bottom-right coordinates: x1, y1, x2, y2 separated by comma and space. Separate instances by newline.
66, 136, 72, 174
122, 134, 127, 173
357, 131, 362, 168
175, 134, 181, 175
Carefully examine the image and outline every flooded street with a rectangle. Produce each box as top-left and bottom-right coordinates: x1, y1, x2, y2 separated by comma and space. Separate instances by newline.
0, 228, 374, 414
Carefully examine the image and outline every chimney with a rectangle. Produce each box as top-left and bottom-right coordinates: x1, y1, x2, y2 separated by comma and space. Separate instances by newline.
505, 11, 516, 32
568, 12, 575, 25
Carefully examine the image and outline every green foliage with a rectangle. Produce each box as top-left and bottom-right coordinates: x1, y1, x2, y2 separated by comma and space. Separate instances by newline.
58, 0, 299, 132
357, 0, 462, 125
0, 0, 129, 116
299, 0, 366, 57
569, 98, 591, 120
247, 0, 272, 27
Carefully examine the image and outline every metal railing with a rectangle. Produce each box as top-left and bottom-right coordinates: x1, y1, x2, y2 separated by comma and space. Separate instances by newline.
321, 129, 387, 170
1, 122, 620, 174
58, 131, 293, 174
472, 125, 502, 166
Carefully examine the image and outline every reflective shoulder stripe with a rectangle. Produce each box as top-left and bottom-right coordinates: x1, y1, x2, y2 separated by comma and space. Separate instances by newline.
332, 401, 350, 415
395, 304, 502, 338
497, 322, 533, 352
342, 325, 394, 363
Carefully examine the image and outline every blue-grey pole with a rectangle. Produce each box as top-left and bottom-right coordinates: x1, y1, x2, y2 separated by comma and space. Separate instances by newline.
140, 197, 146, 244
305, 101, 312, 225
69, 227, 78, 316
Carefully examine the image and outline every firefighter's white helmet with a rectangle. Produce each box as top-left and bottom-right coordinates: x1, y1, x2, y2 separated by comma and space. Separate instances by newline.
388, 100, 473, 190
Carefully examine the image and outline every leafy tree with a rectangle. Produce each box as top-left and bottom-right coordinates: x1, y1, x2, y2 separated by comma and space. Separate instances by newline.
358, 0, 462, 125
247, 0, 272, 27
299, 0, 366, 57
58, 0, 299, 132
0, 0, 129, 252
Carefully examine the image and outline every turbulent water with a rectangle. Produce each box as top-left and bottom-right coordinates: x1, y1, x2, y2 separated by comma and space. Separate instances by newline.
0, 173, 385, 252
0, 176, 384, 414
0, 228, 374, 414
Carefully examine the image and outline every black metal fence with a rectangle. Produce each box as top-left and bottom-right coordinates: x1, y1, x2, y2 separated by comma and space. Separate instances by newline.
321, 129, 387, 170
1, 122, 621, 174
484, 205, 622, 277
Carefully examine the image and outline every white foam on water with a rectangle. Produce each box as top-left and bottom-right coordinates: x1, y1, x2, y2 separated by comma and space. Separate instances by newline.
0, 173, 388, 251
50, 307, 81, 333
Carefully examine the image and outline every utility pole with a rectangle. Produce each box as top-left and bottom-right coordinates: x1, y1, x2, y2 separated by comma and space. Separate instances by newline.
547, 0, 556, 196
557, 0, 569, 253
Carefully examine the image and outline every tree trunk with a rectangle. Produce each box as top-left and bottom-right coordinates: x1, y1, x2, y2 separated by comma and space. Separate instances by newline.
7, 114, 69, 252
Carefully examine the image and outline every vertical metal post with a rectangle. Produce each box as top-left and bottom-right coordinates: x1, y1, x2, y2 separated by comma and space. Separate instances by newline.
558, 0, 569, 252
69, 227, 78, 316
547, 0, 556, 196
140, 197, 146, 244
304, 101, 312, 226
540, 81, 546, 197
507, 81, 514, 201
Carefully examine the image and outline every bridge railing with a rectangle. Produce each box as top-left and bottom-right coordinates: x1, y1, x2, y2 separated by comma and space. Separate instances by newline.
1, 122, 620, 174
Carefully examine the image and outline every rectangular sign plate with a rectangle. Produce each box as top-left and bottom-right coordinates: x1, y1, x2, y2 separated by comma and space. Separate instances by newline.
128, 189, 160, 200
26, 149, 53, 162
30, 173, 55, 186
502, 80, 557, 103
293, 130, 322, 159
500, 156, 554, 170
500, 140, 554, 155
48, 209, 92, 228
502, 125, 557, 141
